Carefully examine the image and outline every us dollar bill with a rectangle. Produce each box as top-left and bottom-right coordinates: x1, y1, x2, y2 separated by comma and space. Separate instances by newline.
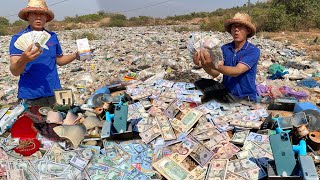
152, 156, 195, 180
139, 125, 161, 144
156, 116, 176, 141
205, 159, 228, 180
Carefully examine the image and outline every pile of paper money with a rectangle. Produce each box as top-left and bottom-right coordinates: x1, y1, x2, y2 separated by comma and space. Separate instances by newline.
124, 76, 272, 179
0, 74, 274, 180
0, 139, 156, 180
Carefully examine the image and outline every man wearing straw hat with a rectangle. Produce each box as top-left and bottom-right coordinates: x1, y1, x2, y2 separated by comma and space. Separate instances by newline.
193, 12, 260, 102
9, 0, 80, 106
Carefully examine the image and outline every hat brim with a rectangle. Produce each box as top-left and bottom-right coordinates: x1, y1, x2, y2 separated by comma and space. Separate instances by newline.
18, 7, 54, 22
224, 19, 256, 38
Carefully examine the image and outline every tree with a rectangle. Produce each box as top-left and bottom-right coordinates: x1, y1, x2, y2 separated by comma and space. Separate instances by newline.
0, 17, 9, 26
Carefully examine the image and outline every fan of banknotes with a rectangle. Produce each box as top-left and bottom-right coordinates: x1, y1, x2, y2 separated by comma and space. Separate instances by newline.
187, 32, 223, 68
14, 30, 51, 51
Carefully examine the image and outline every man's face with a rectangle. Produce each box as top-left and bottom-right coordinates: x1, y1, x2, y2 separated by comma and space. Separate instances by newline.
27, 12, 48, 31
231, 23, 250, 43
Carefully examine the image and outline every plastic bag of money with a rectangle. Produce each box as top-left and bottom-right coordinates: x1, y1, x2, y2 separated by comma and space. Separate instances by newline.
194, 78, 238, 103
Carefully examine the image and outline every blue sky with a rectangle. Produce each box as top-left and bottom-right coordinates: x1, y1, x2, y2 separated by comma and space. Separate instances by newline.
2, 0, 265, 22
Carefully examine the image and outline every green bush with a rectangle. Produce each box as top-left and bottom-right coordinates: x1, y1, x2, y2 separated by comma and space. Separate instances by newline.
0, 25, 8, 35
200, 16, 229, 32
64, 13, 106, 23
0, 17, 9, 26
107, 19, 126, 27
106, 14, 127, 27
128, 16, 153, 26
12, 20, 28, 26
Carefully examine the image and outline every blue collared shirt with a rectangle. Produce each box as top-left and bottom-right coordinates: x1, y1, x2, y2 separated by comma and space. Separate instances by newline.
221, 40, 260, 101
9, 25, 63, 99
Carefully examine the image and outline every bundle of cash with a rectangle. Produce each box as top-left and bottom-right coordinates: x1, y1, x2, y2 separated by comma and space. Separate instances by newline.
186, 32, 223, 68
14, 30, 51, 51
230, 130, 250, 145
152, 156, 195, 180
69, 154, 89, 171
0, 137, 19, 151
139, 125, 161, 144
205, 159, 228, 180
228, 158, 267, 179
189, 139, 214, 167
156, 116, 176, 141
229, 119, 263, 129
164, 99, 181, 119
242, 140, 273, 168
171, 110, 203, 133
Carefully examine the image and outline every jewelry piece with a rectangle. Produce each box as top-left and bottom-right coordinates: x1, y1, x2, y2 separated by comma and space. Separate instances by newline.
16, 139, 36, 152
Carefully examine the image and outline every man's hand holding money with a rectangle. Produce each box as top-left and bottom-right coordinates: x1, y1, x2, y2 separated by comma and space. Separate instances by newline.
20, 44, 41, 63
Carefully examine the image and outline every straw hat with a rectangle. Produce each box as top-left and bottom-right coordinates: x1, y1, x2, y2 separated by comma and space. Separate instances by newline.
18, 0, 54, 22
224, 12, 256, 38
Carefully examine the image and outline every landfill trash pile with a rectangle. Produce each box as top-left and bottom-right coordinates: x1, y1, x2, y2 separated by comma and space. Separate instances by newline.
0, 25, 319, 179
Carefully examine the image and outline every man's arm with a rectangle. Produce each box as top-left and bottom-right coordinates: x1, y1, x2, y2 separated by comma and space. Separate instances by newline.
10, 45, 41, 76
215, 63, 249, 77
199, 48, 250, 77
56, 53, 78, 66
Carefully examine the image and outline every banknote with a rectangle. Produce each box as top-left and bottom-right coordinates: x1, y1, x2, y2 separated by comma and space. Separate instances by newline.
170, 118, 183, 132
180, 156, 208, 179
139, 125, 161, 144
236, 150, 253, 159
0, 161, 7, 176
164, 99, 181, 119
180, 110, 203, 132
193, 127, 223, 141
225, 171, 249, 180
230, 130, 250, 145
229, 119, 263, 129
242, 140, 273, 168
205, 159, 228, 180
189, 138, 214, 167
152, 99, 169, 109
38, 160, 69, 176
228, 158, 258, 174
0, 137, 19, 151
105, 143, 130, 165
69, 154, 89, 171
204, 133, 230, 151
123, 168, 149, 180
156, 116, 176, 140
7, 169, 25, 180
0, 148, 8, 161
159, 88, 177, 100
246, 132, 269, 144
140, 99, 152, 109
176, 94, 201, 103
170, 137, 197, 163
7, 160, 38, 180
147, 106, 163, 116
152, 156, 195, 180
191, 121, 215, 136
211, 142, 240, 160
215, 122, 234, 132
